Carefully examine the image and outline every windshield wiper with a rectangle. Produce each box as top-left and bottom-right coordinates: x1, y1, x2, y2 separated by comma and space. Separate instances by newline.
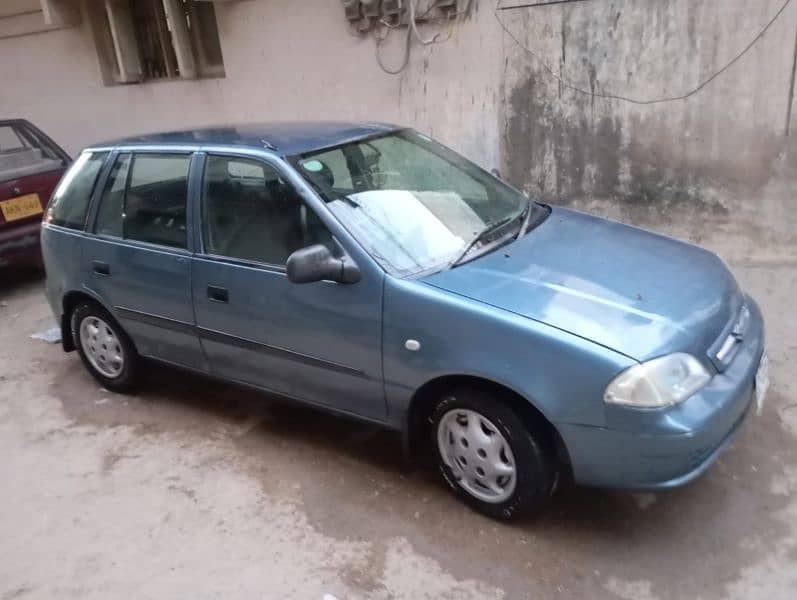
337, 193, 361, 208
515, 200, 534, 239
448, 208, 526, 268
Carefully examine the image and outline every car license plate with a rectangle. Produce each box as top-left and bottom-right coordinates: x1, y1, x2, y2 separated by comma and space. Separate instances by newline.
754, 351, 770, 414
0, 193, 43, 222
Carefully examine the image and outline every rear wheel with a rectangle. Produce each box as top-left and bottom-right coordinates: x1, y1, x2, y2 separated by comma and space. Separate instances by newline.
71, 301, 138, 392
430, 387, 557, 520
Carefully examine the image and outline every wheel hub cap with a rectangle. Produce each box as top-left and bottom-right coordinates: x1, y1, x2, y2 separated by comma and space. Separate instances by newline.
79, 316, 124, 379
437, 408, 517, 504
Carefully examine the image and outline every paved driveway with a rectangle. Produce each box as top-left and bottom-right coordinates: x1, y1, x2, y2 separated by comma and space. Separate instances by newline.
1, 262, 795, 599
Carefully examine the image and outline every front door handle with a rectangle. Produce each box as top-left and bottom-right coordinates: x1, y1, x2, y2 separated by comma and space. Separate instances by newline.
207, 286, 229, 303
92, 261, 111, 276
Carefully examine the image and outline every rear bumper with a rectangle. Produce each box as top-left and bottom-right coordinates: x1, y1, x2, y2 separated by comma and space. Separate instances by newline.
0, 220, 41, 266
559, 296, 764, 490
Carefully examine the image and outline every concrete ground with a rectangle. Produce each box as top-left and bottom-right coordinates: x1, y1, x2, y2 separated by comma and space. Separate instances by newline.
1, 261, 796, 600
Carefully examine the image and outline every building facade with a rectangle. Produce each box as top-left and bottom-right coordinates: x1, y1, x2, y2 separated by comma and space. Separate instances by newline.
2, 0, 796, 260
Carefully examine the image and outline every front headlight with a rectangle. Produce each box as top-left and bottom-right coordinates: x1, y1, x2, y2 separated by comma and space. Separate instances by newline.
604, 353, 711, 408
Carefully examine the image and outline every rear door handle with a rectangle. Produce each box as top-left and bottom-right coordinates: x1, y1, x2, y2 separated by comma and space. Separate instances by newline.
207, 286, 229, 303
92, 261, 111, 276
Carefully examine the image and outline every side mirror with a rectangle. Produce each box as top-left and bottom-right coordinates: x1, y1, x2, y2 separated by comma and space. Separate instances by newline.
286, 244, 361, 284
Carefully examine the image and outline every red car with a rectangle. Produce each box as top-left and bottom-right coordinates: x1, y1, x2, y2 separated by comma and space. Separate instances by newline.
1, 119, 70, 268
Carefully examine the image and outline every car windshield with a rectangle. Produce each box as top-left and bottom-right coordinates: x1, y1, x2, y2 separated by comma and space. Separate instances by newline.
291, 129, 537, 277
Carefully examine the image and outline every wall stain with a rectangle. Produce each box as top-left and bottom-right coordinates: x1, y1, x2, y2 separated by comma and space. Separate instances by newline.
502, 71, 794, 230
499, 0, 797, 241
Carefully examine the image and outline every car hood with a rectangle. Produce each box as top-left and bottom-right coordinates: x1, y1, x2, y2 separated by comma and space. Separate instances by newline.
423, 206, 742, 362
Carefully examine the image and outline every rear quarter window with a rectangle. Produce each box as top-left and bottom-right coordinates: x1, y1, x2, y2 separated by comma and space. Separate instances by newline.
45, 152, 108, 230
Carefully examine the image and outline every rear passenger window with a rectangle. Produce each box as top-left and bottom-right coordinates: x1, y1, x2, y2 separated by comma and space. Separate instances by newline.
202, 155, 333, 265
45, 152, 107, 230
94, 153, 191, 249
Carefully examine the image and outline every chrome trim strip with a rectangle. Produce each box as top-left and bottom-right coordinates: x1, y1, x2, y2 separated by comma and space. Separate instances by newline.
709, 303, 750, 371
716, 333, 740, 363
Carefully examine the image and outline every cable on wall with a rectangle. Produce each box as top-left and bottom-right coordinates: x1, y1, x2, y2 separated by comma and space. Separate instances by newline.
499, 0, 590, 8
375, 22, 414, 74
495, 0, 794, 105
372, 0, 465, 75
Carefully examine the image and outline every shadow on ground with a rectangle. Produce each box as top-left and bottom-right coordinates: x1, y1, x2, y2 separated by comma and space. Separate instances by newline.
0, 265, 44, 297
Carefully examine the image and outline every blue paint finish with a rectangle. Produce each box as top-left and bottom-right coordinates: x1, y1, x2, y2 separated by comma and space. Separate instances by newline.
92, 122, 399, 158
187, 149, 386, 419
381, 276, 635, 429
559, 297, 763, 488
191, 256, 386, 420
424, 206, 742, 363
79, 236, 206, 370
42, 123, 767, 494
40, 224, 84, 318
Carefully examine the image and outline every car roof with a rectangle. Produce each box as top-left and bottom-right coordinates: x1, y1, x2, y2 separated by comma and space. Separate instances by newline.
89, 121, 402, 156
0, 118, 39, 130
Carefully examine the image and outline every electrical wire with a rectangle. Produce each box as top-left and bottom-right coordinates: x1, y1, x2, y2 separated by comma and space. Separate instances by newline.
499, 0, 589, 8
494, 0, 794, 105
375, 22, 413, 74
409, 0, 443, 45
374, 0, 461, 75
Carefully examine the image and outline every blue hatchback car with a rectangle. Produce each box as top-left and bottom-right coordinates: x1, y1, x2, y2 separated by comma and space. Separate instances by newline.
41, 122, 768, 519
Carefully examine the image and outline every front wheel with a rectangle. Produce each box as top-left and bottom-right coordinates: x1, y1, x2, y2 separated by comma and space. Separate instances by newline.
430, 388, 557, 520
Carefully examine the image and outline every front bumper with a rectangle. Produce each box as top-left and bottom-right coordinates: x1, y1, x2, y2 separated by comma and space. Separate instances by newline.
559, 296, 765, 490
0, 220, 41, 267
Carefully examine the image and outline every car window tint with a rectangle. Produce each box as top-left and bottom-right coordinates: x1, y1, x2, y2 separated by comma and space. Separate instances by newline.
94, 153, 190, 248
305, 136, 488, 206
46, 152, 107, 230
95, 153, 130, 238
302, 148, 354, 194
125, 154, 190, 249
202, 155, 332, 265
371, 135, 488, 202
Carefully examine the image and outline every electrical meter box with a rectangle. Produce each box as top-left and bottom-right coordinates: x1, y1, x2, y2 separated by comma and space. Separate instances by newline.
340, 0, 467, 24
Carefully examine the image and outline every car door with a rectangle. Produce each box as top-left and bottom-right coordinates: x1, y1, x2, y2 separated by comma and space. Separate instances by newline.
82, 150, 205, 370
191, 152, 386, 421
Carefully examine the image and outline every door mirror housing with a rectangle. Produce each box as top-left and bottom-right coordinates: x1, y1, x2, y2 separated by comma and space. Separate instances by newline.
286, 244, 361, 284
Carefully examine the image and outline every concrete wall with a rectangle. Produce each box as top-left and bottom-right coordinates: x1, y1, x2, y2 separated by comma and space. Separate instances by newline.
500, 0, 797, 260
1, 0, 794, 259
0, 0, 502, 167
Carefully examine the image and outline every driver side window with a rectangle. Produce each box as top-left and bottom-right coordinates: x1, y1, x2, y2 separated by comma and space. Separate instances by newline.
202, 155, 332, 265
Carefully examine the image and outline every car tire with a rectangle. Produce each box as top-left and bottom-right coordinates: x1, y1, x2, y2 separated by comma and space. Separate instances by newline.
71, 301, 138, 393
430, 387, 557, 520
